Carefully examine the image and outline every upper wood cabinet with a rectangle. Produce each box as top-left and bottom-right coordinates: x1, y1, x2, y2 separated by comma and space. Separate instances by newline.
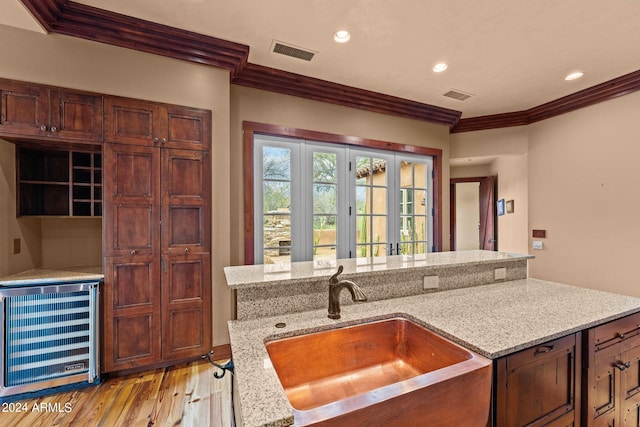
104, 97, 211, 151
0, 79, 103, 142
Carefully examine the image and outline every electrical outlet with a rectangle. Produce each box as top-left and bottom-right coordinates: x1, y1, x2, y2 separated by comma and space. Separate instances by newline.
533, 241, 544, 250
423, 276, 439, 290
13, 238, 20, 254
494, 267, 507, 280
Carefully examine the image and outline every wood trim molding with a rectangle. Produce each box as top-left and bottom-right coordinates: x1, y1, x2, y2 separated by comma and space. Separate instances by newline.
232, 63, 462, 127
19, 0, 65, 32
452, 69, 640, 133
243, 121, 443, 264
20, 0, 249, 75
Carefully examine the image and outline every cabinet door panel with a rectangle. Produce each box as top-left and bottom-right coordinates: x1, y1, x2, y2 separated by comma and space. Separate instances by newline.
104, 97, 164, 146
161, 149, 210, 254
0, 82, 48, 136
592, 352, 617, 418
162, 253, 211, 361
52, 90, 103, 141
103, 143, 160, 257
103, 256, 161, 372
166, 106, 211, 150
497, 334, 578, 427
593, 411, 616, 427
620, 345, 640, 426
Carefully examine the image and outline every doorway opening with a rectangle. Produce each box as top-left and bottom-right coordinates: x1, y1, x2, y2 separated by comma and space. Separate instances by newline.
450, 176, 497, 251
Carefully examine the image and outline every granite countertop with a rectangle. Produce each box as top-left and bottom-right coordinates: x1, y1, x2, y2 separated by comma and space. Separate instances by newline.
0, 265, 103, 286
228, 278, 640, 427
224, 250, 533, 289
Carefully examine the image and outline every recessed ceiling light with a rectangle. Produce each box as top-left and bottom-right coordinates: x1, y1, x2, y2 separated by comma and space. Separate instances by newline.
333, 30, 351, 43
433, 63, 448, 73
565, 71, 584, 81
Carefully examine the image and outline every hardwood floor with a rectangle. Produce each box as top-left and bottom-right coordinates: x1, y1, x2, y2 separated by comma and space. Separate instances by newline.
2, 359, 234, 427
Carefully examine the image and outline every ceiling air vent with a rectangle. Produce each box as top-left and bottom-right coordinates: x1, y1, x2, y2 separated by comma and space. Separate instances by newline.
443, 89, 473, 101
271, 40, 316, 61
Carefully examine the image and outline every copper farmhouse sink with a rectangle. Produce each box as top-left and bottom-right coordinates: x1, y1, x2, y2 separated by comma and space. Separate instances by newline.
264, 316, 492, 426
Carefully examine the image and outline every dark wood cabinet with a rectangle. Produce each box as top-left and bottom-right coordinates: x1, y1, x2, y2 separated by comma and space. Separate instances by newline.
17, 146, 102, 216
495, 333, 581, 427
3, 78, 212, 373
0, 79, 103, 142
583, 312, 640, 427
102, 115, 211, 372
104, 97, 210, 150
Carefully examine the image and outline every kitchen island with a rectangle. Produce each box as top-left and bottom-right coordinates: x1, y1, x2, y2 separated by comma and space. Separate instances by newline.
226, 252, 640, 426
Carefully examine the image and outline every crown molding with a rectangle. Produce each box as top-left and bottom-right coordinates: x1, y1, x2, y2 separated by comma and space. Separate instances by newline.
19, 1, 640, 132
19, 0, 65, 32
20, 0, 249, 75
452, 69, 640, 133
232, 63, 462, 126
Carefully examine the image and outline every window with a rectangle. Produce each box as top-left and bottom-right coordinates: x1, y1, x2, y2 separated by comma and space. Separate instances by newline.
253, 134, 434, 264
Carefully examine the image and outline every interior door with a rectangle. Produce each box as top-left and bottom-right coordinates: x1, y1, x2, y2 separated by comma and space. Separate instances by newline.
479, 176, 496, 250
450, 176, 496, 251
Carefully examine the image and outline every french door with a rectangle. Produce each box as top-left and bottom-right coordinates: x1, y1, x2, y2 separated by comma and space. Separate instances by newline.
254, 135, 433, 264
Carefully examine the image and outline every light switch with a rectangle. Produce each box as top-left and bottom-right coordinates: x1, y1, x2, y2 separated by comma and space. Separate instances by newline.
533, 241, 544, 250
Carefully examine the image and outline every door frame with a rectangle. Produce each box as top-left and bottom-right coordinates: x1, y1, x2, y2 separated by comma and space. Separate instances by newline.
449, 176, 497, 251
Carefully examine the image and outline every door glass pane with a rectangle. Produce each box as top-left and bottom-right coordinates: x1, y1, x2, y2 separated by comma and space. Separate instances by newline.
371, 188, 387, 214
397, 159, 430, 255
313, 152, 338, 261
355, 155, 389, 258
414, 163, 427, 189
313, 152, 337, 183
262, 146, 292, 264
400, 161, 413, 188
263, 181, 290, 212
263, 147, 290, 180
313, 184, 337, 214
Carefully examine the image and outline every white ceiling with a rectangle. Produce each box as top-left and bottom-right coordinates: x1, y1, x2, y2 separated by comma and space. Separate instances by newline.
3, 0, 640, 118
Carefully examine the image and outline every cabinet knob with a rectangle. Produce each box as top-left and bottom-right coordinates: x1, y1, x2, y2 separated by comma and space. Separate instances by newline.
615, 361, 631, 371
130, 250, 136, 255
50, 126, 57, 133
40, 125, 48, 131
153, 137, 159, 144
184, 247, 189, 253
617, 332, 626, 340
161, 138, 167, 144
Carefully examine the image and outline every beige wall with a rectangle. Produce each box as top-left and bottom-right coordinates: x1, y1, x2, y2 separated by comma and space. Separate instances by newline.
528, 91, 640, 296
490, 155, 528, 254
0, 139, 42, 275
0, 24, 232, 346
450, 163, 491, 179
452, 94, 640, 296
40, 218, 102, 268
229, 85, 453, 264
